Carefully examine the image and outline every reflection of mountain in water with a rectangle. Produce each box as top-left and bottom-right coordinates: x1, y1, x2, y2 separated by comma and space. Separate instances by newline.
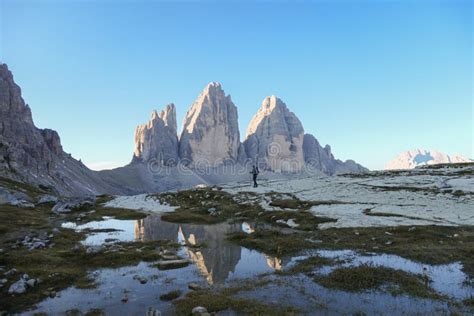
134, 215, 243, 284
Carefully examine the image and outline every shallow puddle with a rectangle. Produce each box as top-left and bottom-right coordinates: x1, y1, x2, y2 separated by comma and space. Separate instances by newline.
313, 249, 473, 300
29, 216, 473, 314
29, 216, 282, 314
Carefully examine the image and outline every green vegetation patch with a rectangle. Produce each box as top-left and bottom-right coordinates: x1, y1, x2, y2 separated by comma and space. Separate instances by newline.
310, 225, 474, 278
159, 289, 182, 301
228, 230, 312, 257
283, 256, 335, 275
0, 204, 178, 313
158, 188, 262, 224
315, 264, 440, 299
0, 176, 51, 201
173, 280, 298, 315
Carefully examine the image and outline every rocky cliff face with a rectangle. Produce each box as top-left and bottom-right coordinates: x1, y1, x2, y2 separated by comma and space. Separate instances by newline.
133, 104, 179, 165
0, 63, 120, 196
303, 134, 367, 175
244, 96, 305, 172
179, 82, 243, 167
385, 149, 472, 170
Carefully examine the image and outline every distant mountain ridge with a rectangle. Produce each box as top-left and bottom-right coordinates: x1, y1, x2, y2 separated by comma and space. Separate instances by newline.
385, 149, 472, 170
132, 83, 366, 176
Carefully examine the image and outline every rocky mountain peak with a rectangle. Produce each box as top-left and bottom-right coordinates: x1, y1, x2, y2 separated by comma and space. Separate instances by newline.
244, 96, 305, 172
179, 83, 242, 166
0, 63, 120, 195
134, 104, 179, 164
303, 133, 367, 175
158, 103, 177, 132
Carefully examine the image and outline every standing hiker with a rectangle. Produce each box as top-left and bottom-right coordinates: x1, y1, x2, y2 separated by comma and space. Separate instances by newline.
251, 165, 260, 188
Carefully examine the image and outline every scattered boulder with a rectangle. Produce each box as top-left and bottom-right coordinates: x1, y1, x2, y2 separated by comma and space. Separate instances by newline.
133, 275, 148, 284
8, 278, 27, 295
188, 282, 201, 291
10, 199, 35, 208
52, 197, 95, 214
4, 268, 17, 277
0, 187, 19, 205
20, 234, 51, 250
37, 194, 59, 205
26, 278, 37, 288
207, 207, 219, 216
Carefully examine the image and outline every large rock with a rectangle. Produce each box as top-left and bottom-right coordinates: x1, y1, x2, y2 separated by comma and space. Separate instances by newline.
244, 96, 305, 172
303, 133, 367, 175
385, 149, 472, 170
133, 104, 179, 165
179, 83, 243, 167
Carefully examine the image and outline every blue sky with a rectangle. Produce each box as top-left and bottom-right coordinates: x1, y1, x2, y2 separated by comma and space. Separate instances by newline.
1, 0, 472, 170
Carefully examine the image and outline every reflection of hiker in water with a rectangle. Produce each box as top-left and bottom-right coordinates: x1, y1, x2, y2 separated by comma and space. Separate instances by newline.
251, 165, 260, 188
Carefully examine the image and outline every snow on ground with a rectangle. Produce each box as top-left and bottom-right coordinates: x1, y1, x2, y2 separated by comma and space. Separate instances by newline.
222, 167, 474, 228
103, 194, 177, 213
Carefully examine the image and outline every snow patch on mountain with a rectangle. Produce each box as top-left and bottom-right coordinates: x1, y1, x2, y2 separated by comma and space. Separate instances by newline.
385, 149, 472, 170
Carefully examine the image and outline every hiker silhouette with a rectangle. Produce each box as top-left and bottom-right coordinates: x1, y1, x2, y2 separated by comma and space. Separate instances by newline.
251, 165, 260, 188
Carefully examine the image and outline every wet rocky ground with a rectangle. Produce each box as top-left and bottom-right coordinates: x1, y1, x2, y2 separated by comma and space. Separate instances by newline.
0, 165, 473, 315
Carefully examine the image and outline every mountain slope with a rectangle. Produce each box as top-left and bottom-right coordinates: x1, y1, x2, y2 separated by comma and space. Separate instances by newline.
0, 63, 121, 196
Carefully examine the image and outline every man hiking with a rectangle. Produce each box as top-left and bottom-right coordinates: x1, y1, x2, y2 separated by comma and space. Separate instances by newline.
251, 165, 260, 188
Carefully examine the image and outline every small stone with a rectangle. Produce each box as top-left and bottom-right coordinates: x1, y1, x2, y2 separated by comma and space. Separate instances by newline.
22, 274, 29, 280
8, 279, 27, 294
385, 241, 393, 245
29, 241, 46, 250
121, 294, 128, 303
26, 279, 36, 288
133, 275, 148, 284
146, 307, 161, 316
453, 234, 459, 238
207, 208, 218, 216
4, 268, 17, 276
188, 282, 201, 291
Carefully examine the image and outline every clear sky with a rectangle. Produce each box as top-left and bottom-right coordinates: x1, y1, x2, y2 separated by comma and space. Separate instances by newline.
1, 0, 472, 170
